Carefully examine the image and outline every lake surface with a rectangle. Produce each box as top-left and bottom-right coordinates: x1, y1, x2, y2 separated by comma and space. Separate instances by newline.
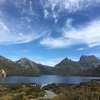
0, 75, 100, 85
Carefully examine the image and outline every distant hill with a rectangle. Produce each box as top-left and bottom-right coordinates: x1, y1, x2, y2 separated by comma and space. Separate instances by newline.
17, 58, 55, 75
0, 55, 100, 76
0, 55, 28, 76
54, 57, 82, 75
54, 55, 100, 76
0, 55, 54, 76
77, 65, 100, 76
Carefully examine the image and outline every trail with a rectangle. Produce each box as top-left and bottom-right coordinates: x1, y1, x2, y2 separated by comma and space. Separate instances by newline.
43, 90, 57, 99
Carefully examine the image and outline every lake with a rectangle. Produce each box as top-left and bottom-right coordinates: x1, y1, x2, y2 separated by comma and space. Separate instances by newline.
0, 75, 100, 85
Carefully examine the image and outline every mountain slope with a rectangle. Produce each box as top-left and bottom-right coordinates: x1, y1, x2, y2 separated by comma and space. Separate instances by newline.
0, 55, 54, 76
1, 55, 100, 76
0, 55, 27, 76
79, 55, 100, 69
17, 58, 55, 75
54, 55, 100, 76
77, 65, 100, 76
54, 58, 82, 75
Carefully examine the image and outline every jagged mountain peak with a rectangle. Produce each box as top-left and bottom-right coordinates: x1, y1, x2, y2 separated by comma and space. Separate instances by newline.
54, 57, 76, 68
17, 58, 36, 64
17, 57, 39, 72
60, 57, 72, 63
79, 55, 100, 63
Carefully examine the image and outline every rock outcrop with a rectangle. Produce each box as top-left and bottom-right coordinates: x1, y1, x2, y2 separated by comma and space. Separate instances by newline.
79, 55, 100, 63
0, 69, 6, 77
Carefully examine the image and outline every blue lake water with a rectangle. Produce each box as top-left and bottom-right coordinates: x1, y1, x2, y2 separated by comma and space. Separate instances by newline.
0, 75, 100, 85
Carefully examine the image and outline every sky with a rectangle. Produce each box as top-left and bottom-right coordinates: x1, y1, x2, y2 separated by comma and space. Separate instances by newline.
0, 0, 100, 66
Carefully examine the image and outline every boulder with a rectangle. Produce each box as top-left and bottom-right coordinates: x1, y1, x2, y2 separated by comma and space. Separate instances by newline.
0, 69, 6, 77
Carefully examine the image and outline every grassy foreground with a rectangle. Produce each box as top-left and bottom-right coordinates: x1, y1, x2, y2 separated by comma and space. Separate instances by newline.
0, 83, 45, 100
43, 81, 100, 100
0, 81, 100, 100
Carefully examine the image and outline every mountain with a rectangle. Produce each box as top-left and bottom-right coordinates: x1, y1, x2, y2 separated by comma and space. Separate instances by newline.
54, 57, 82, 75
17, 58, 40, 75
0, 55, 100, 76
0, 55, 54, 76
0, 55, 28, 76
54, 55, 100, 76
17, 58, 55, 75
79, 55, 100, 69
77, 65, 100, 76
79, 55, 100, 63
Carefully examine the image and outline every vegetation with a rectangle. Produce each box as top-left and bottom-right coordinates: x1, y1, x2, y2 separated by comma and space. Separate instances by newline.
0, 81, 100, 100
43, 81, 100, 100
77, 67, 100, 76
0, 83, 45, 100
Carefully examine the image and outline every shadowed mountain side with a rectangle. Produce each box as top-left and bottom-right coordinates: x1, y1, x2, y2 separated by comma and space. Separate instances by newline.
77, 65, 100, 76
54, 55, 100, 76
54, 58, 82, 75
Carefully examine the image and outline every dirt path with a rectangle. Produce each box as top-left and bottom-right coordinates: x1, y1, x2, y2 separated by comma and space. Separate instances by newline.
33, 90, 57, 100
43, 90, 57, 99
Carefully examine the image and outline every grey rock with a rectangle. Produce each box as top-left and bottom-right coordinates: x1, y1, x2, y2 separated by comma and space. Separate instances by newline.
0, 69, 6, 77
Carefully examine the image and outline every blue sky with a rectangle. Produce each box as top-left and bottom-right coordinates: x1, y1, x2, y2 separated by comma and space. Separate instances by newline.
0, 0, 100, 66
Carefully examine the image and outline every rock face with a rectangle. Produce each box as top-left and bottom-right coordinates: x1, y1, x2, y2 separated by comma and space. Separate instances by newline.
17, 58, 39, 72
79, 55, 100, 63
0, 69, 6, 77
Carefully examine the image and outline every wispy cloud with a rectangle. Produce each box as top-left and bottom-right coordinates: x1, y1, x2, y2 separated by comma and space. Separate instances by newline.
0, 21, 44, 45
40, 18, 100, 48
0, 0, 45, 45
41, 0, 100, 17
65, 18, 73, 28
44, 9, 49, 18
76, 48, 86, 51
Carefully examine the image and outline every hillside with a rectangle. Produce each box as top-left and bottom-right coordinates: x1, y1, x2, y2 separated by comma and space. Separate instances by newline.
17, 58, 55, 75
0, 55, 100, 76
0, 55, 54, 76
54, 55, 100, 76
54, 58, 82, 75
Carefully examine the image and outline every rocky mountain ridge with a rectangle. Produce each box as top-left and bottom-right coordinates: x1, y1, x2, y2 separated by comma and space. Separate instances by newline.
0, 55, 100, 76
54, 55, 100, 75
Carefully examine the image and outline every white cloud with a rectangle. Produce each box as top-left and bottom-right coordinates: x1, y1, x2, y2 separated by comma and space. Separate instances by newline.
0, 22, 9, 31
66, 18, 73, 28
29, 1, 32, 11
41, 0, 100, 12
41, 0, 100, 21
40, 19, 100, 48
55, 19, 58, 24
44, 9, 49, 18
0, 21, 44, 45
76, 48, 86, 51
40, 37, 73, 48
0, 32, 41, 45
